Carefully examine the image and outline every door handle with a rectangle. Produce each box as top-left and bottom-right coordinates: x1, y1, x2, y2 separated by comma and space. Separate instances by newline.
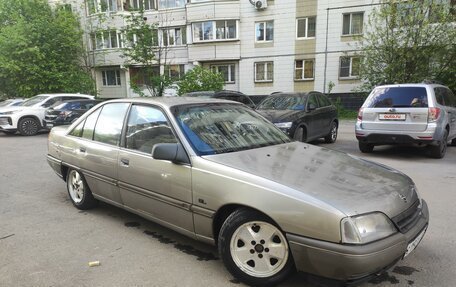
79, 147, 86, 153
120, 158, 130, 166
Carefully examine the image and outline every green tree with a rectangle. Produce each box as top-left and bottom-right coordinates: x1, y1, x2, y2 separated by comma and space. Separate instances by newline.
121, 10, 172, 97
0, 0, 95, 98
177, 65, 224, 95
356, 0, 456, 92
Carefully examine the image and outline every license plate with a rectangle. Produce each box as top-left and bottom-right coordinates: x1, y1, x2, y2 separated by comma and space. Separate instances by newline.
404, 226, 427, 258
379, 113, 406, 121
46, 123, 54, 128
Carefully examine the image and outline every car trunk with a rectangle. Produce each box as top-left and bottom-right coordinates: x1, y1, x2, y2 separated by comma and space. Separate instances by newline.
360, 107, 429, 132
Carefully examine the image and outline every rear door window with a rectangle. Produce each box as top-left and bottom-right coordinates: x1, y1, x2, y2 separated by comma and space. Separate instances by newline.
367, 87, 428, 108
93, 103, 129, 146
307, 94, 320, 109
442, 88, 455, 108
82, 108, 102, 140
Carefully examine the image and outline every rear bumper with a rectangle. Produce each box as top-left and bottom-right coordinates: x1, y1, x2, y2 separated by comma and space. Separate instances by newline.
287, 200, 429, 282
355, 121, 442, 146
47, 154, 64, 179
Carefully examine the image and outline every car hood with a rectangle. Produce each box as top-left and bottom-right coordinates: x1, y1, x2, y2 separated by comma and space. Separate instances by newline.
256, 109, 302, 123
203, 142, 418, 218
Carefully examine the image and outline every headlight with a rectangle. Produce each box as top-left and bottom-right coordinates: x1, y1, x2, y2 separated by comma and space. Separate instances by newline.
274, 122, 292, 129
1, 110, 22, 115
341, 212, 397, 244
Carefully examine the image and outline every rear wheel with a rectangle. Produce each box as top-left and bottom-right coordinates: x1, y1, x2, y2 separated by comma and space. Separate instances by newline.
18, 117, 40, 136
218, 208, 295, 286
66, 169, 98, 210
324, 121, 338, 143
359, 142, 374, 153
429, 130, 448, 159
293, 126, 307, 143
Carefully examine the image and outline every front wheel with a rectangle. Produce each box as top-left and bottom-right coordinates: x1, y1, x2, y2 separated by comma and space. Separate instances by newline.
18, 117, 40, 136
324, 121, 338, 143
66, 169, 97, 210
218, 208, 295, 286
293, 127, 307, 143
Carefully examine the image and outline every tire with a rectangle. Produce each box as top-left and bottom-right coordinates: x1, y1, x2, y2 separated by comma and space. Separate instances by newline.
66, 169, 98, 210
218, 208, 295, 286
324, 121, 338, 143
451, 138, 456, 147
359, 142, 374, 153
18, 117, 40, 136
293, 126, 307, 143
429, 130, 448, 159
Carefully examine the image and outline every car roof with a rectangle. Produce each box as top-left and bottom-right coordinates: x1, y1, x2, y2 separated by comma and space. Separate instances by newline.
104, 96, 241, 109
374, 83, 448, 89
267, 92, 311, 97
37, 93, 94, 98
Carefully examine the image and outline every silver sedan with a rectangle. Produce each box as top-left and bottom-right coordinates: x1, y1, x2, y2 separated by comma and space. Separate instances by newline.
47, 97, 429, 286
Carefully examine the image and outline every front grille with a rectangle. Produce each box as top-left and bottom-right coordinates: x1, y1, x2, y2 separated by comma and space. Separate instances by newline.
45, 115, 57, 120
392, 200, 421, 233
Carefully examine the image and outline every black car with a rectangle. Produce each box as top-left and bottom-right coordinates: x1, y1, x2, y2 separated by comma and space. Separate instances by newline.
43, 99, 101, 129
183, 90, 256, 108
256, 92, 338, 143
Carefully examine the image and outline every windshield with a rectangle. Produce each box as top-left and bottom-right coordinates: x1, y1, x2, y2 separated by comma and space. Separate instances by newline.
20, 96, 49, 107
366, 87, 428, 108
0, 100, 14, 107
173, 104, 291, 155
257, 95, 306, 110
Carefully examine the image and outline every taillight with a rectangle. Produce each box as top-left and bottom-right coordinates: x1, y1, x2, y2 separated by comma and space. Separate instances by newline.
428, 107, 441, 122
357, 108, 364, 121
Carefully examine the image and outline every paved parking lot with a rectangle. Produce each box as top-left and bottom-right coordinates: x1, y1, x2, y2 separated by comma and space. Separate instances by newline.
1, 121, 455, 287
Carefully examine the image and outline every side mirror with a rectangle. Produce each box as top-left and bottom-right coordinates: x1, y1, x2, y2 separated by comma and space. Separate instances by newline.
307, 103, 317, 111
152, 143, 190, 165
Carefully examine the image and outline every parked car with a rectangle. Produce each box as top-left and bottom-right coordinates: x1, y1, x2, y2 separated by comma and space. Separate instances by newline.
0, 93, 93, 136
43, 99, 101, 129
47, 97, 428, 286
0, 98, 24, 107
183, 90, 256, 108
356, 83, 456, 158
256, 92, 339, 143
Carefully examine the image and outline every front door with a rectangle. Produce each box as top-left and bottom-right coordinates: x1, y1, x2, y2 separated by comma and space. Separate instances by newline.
117, 104, 193, 234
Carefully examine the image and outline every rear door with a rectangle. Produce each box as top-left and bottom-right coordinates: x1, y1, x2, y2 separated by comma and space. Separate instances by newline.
441, 88, 456, 139
361, 86, 429, 132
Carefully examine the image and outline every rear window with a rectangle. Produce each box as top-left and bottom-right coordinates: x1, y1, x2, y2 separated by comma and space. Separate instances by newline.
366, 87, 428, 108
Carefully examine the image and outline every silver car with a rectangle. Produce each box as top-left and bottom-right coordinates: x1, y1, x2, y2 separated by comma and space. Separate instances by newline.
356, 83, 456, 158
47, 98, 429, 286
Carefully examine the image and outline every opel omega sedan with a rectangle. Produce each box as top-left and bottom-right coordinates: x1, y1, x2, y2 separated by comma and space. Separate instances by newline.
47, 98, 429, 286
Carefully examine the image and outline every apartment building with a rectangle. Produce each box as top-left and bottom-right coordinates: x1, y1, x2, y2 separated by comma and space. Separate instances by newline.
50, 0, 379, 99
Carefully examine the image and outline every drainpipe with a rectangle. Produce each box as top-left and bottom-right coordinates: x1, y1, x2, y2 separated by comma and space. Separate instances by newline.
323, 7, 329, 94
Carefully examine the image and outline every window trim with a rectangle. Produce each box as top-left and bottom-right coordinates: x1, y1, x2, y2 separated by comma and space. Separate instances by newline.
126, 0, 157, 11
339, 56, 361, 79
91, 30, 122, 51
161, 26, 187, 47
296, 17, 316, 40
342, 12, 364, 36
211, 64, 236, 84
294, 59, 315, 81
192, 20, 239, 43
158, 0, 186, 10
254, 61, 274, 83
255, 20, 274, 42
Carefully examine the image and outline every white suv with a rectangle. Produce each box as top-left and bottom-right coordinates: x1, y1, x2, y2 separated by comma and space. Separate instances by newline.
355, 83, 456, 158
0, 93, 93, 136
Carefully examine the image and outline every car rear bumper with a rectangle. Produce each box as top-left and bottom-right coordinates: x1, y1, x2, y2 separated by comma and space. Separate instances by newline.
47, 154, 64, 179
355, 121, 442, 145
286, 200, 429, 282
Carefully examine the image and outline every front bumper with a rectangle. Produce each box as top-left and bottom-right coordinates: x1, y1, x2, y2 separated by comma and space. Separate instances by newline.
0, 116, 15, 131
287, 200, 429, 282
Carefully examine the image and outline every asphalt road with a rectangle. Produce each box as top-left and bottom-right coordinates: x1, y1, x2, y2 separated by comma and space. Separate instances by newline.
1, 121, 455, 287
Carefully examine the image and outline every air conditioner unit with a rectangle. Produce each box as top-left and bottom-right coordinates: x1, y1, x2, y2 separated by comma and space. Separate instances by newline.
254, 0, 267, 10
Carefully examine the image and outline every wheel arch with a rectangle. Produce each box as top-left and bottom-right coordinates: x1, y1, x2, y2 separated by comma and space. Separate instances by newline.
18, 115, 42, 128
212, 204, 281, 246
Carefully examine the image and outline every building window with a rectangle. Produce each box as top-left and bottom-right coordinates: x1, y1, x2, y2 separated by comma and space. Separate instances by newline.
255, 21, 273, 42
125, 0, 156, 10
91, 31, 122, 50
295, 59, 314, 80
193, 20, 238, 42
342, 12, 364, 35
211, 64, 235, 83
87, 0, 119, 15
339, 57, 361, 78
130, 66, 159, 86
296, 17, 316, 39
165, 65, 185, 80
254, 62, 273, 82
162, 27, 186, 46
159, 0, 185, 9
102, 70, 122, 86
